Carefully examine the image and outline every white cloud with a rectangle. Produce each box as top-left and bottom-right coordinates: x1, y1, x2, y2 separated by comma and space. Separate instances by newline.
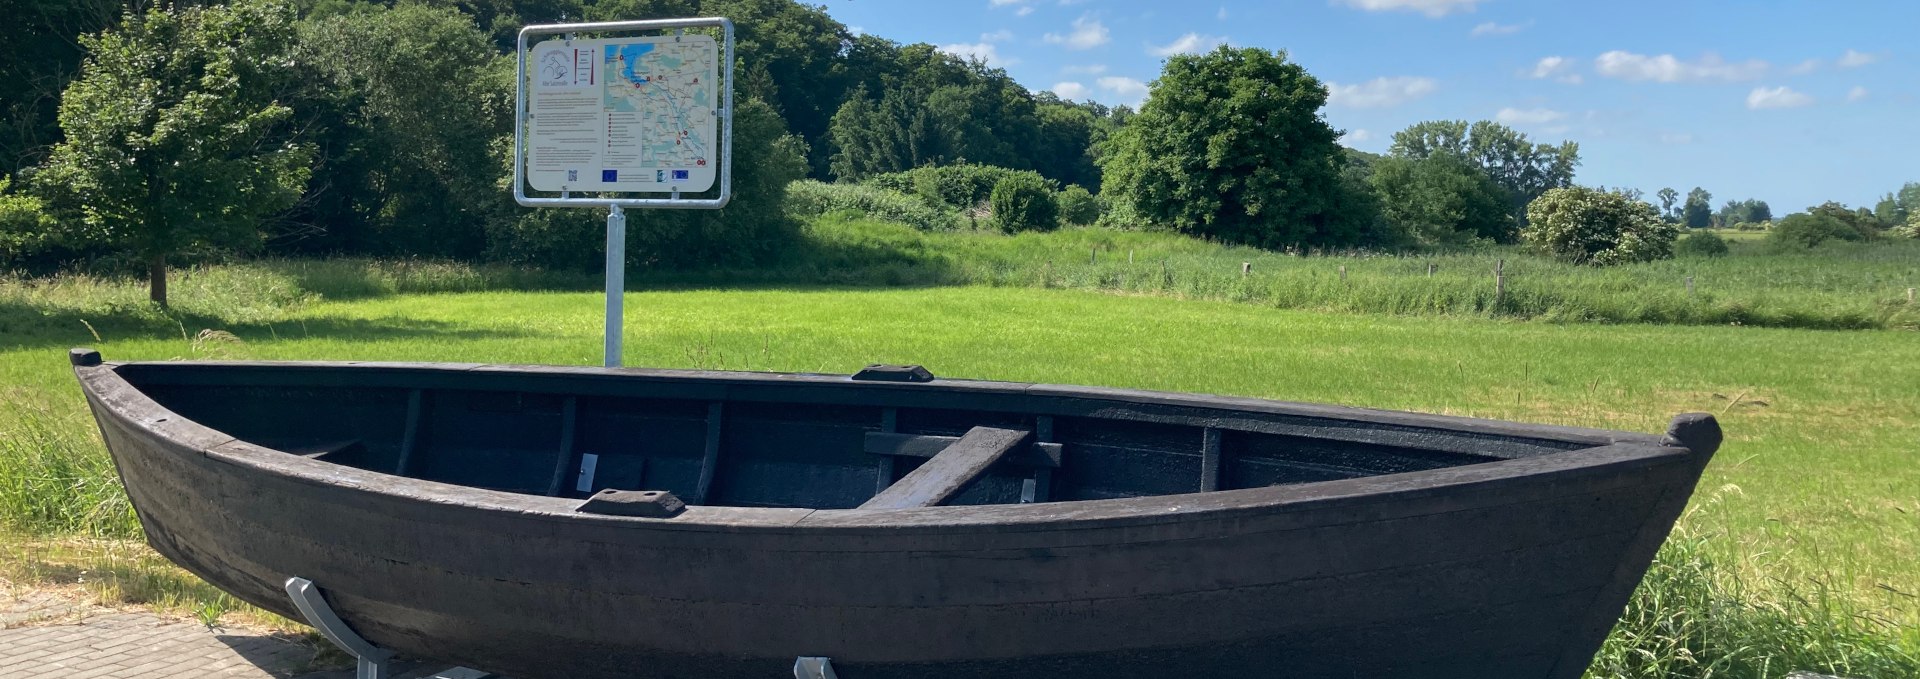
989, 0, 1025, 6
1526, 56, 1583, 84
1340, 129, 1372, 146
1044, 15, 1111, 50
1495, 107, 1567, 125
1838, 49, 1881, 68
1334, 0, 1481, 18
981, 29, 1014, 42
939, 42, 1018, 68
1327, 76, 1438, 108
1149, 33, 1229, 57
1847, 86, 1869, 103
1017, 6, 1035, 16
1096, 76, 1150, 104
1594, 51, 1768, 83
1063, 64, 1108, 74
1052, 81, 1092, 100
1787, 59, 1821, 75
1746, 86, 1813, 110
1470, 21, 1527, 37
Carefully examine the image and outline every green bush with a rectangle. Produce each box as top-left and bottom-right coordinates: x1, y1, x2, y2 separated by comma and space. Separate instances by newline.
0, 178, 55, 264
865, 163, 1039, 212
1058, 185, 1099, 225
785, 181, 962, 232
990, 173, 1059, 233
1523, 186, 1678, 265
1769, 212, 1864, 249
1674, 232, 1730, 258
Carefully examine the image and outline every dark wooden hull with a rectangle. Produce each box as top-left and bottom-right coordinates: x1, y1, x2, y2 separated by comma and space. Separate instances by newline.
73, 359, 1717, 679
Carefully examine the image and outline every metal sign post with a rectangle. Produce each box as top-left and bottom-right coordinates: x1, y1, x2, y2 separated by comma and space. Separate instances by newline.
513, 18, 736, 367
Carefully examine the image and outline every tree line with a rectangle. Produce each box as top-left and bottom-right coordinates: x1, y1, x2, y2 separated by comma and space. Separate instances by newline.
0, 0, 1914, 306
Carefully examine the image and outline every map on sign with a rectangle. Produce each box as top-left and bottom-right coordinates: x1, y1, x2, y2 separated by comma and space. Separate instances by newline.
524, 34, 718, 193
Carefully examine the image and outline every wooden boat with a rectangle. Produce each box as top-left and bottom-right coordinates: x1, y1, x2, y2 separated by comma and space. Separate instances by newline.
70, 348, 1721, 679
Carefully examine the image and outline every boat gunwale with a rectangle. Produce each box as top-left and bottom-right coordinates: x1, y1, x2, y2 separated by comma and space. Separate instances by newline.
76, 359, 1693, 535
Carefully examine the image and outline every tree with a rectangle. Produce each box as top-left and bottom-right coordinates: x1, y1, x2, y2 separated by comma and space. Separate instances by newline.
1682, 187, 1713, 228
1368, 153, 1514, 245
1656, 188, 1679, 222
34, 0, 312, 307
1098, 46, 1358, 248
291, 4, 510, 258
1523, 186, 1677, 265
1057, 185, 1099, 225
1387, 120, 1579, 218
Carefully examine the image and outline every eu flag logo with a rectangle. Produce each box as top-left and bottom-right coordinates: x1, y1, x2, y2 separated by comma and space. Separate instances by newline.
601, 169, 618, 182
672, 170, 690, 181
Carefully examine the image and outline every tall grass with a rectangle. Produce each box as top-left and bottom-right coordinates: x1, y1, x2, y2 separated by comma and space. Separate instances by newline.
1588, 489, 1919, 678
796, 214, 1920, 331
0, 397, 135, 538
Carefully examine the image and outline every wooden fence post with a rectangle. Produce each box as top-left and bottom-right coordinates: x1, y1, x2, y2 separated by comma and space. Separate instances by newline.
1090, 247, 1097, 265
1909, 287, 1915, 304
1241, 262, 1251, 277
1495, 274, 1506, 310
1427, 262, 1435, 277
1338, 265, 1347, 282
1686, 276, 1695, 298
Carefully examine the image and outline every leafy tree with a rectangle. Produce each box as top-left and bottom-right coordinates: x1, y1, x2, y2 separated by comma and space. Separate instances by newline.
1523, 186, 1676, 265
34, 0, 313, 306
989, 172, 1058, 232
1682, 187, 1713, 228
0, 0, 129, 175
1099, 46, 1358, 248
1368, 153, 1514, 245
827, 42, 1042, 181
291, 4, 510, 257
0, 178, 55, 262
1656, 188, 1680, 222
1387, 120, 1579, 218
1057, 184, 1099, 226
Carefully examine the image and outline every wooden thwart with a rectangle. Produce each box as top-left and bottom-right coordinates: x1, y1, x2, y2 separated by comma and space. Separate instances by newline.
860, 426, 1032, 509
865, 431, 1062, 468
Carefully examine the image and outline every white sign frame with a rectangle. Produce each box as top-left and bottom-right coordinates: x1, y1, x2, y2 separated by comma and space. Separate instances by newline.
513, 17, 735, 210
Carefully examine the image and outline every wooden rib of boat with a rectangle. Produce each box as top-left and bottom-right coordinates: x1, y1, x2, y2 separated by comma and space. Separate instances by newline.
69, 348, 1721, 679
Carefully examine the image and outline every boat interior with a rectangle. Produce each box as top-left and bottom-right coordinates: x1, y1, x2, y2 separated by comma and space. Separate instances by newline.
113, 362, 1596, 510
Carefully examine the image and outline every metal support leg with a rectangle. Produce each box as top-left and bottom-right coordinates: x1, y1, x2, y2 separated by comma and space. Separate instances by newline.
285, 577, 393, 679
285, 577, 495, 679
604, 204, 627, 368
794, 657, 838, 679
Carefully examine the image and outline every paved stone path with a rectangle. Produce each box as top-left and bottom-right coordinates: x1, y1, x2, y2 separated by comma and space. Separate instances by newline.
0, 589, 336, 678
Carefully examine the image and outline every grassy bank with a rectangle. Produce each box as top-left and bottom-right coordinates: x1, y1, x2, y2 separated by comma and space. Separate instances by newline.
1, 276, 1915, 674
794, 214, 1920, 331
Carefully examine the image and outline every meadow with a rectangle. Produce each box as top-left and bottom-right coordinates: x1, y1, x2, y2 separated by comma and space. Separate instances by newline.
2, 224, 1918, 677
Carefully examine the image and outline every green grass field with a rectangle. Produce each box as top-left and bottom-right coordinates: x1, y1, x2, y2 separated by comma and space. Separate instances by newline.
2, 266, 1917, 675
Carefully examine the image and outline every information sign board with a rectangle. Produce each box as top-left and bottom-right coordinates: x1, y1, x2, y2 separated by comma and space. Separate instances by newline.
525, 34, 720, 193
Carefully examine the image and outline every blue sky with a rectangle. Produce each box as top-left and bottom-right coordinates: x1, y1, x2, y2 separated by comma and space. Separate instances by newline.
818, 0, 1917, 214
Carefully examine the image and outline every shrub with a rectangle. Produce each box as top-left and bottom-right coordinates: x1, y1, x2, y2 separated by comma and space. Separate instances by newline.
1523, 186, 1677, 265
989, 174, 1059, 233
1057, 185, 1099, 225
865, 163, 1039, 212
1768, 212, 1864, 249
1674, 232, 1730, 258
785, 181, 962, 232
0, 178, 55, 264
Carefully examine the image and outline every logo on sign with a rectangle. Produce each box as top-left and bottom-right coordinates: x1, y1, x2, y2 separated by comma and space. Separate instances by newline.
601, 170, 618, 182
672, 170, 690, 182
566, 170, 578, 182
